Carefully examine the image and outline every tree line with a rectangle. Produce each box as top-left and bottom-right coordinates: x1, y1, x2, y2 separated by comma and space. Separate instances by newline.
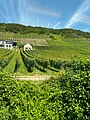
0, 23, 90, 38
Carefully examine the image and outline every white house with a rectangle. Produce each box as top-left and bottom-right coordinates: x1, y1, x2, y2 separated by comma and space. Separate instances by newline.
0, 40, 17, 50
24, 44, 33, 51
5, 41, 13, 50
0, 40, 6, 48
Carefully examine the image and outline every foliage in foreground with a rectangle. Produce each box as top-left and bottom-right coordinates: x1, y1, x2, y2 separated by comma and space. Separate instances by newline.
0, 61, 90, 120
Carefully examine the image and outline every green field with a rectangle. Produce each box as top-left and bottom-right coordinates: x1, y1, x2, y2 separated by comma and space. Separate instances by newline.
0, 64, 90, 119
0, 33, 90, 76
0, 24, 90, 120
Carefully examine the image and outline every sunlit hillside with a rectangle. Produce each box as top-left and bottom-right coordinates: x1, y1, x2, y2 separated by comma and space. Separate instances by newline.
0, 23, 90, 120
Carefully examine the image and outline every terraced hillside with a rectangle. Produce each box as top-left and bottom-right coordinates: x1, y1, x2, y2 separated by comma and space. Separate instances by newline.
0, 24, 90, 120
0, 23, 90, 76
0, 48, 61, 75
0, 34, 90, 76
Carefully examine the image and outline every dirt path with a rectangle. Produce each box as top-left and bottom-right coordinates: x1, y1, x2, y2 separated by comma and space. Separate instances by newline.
15, 75, 53, 81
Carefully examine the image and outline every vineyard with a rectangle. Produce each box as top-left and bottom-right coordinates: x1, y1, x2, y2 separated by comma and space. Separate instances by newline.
0, 48, 67, 76
0, 61, 90, 119
0, 24, 90, 119
0, 33, 90, 76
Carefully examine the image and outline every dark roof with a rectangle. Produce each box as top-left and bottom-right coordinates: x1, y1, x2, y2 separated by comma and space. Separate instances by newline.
0, 40, 17, 44
6, 41, 13, 44
0, 40, 6, 42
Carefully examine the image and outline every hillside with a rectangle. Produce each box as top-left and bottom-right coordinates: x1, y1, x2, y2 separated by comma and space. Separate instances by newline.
0, 23, 90, 75
0, 23, 90, 120
0, 23, 90, 40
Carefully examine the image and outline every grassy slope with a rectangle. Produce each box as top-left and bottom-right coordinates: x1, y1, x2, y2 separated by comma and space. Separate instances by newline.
15, 49, 28, 75
3, 49, 17, 73
3, 49, 28, 74
1, 28, 90, 75
33, 34, 90, 61
1, 34, 90, 75
0, 32, 48, 39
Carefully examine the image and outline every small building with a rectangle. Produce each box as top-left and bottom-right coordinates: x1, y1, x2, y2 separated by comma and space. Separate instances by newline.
0, 40, 17, 50
24, 44, 33, 51
5, 41, 13, 50
0, 40, 6, 48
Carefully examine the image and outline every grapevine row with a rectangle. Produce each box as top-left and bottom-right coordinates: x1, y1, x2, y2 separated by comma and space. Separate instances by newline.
20, 49, 47, 72
0, 49, 15, 70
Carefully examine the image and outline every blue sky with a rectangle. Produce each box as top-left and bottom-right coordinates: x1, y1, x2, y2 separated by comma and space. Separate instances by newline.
0, 0, 90, 32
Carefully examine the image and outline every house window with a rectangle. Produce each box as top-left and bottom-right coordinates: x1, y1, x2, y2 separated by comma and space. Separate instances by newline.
2, 41, 4, 44
9, 45, 11, 47
0, 44, 4, 47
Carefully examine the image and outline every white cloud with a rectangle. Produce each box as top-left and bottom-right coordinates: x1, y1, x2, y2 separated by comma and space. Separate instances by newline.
0, 0, 12, 22
65, 0, 90, 28
79, 14, 90, 25
47, 22, 50, 28
29, 7, 60, 17
18, 0, 60, 25
0, 0, 61, 26
82, 27, 90, 32
53, 22, 61, 29
18, 0, 31, 25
